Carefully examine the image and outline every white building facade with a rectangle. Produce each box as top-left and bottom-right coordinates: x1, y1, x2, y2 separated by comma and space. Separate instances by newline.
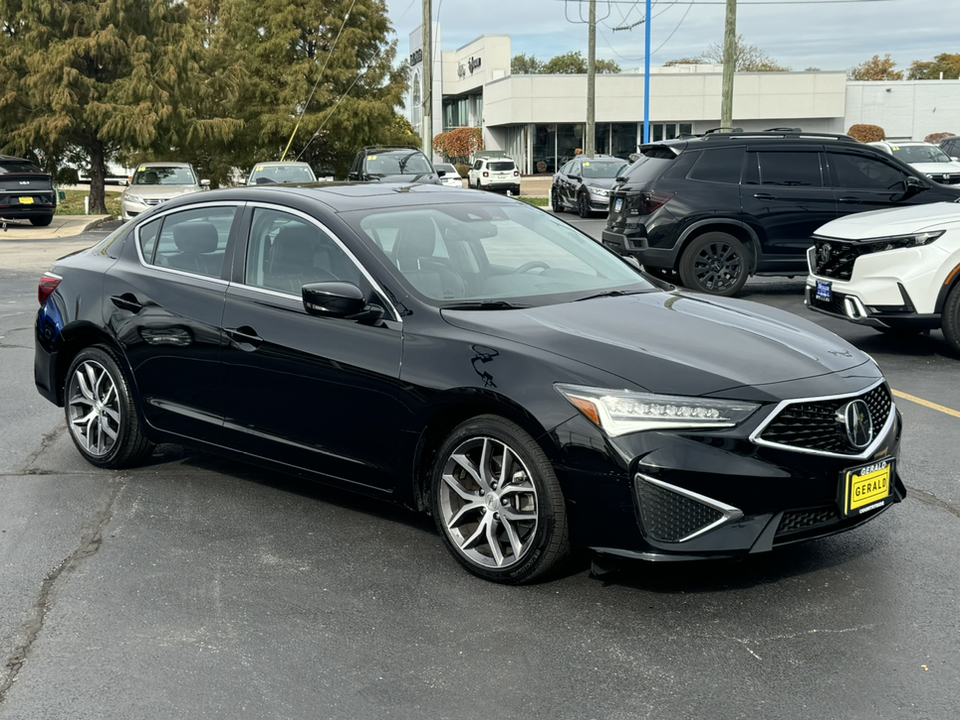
407, 30, 959, 173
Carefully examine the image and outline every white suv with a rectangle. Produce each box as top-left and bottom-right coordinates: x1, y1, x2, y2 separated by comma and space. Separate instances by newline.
467, 156, 521, 194
805, 202, 960, 353
868, 141, 960, 185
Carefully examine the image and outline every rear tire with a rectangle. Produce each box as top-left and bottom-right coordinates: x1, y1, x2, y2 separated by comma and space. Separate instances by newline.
941, 284, 960, 355
679, 232, 749, 296
431, 415, 570, 584
30, 215, 54, 227
64, 346, 154, 469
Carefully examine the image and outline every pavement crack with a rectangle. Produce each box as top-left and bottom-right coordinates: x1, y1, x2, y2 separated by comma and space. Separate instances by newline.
18, 424, 67, 474
0, 478, 127, 705
904, 483, 960, 520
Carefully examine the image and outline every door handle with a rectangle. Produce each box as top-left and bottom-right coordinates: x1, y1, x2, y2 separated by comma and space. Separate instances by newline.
752, 193, 777, 200
110, 294, 143, 313
225, 326, 263, 350
838, 196, 862, 204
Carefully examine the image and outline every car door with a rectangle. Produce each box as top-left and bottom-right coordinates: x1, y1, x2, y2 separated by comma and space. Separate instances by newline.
103, 204, 242, 441
825, 147, 935, 215
742, 146, 838, 267
561, 160, 580, 206
219, 205, 403, 490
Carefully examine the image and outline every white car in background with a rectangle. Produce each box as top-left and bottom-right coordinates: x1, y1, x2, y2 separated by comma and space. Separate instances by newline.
434, 162, 464, 188
120, 162, 209, 220
869, 141, 960, 186
805, 202, 960, 353
467, 156, 521, 195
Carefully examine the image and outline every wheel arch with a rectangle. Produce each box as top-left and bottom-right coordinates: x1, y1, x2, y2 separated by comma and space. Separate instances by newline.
407, 389, 557, 515
677, 219, 760, 274
933, 262, 960, 315
53, 323, 130, 407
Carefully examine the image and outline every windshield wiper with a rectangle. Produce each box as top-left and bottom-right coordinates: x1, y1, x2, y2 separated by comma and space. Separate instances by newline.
573, 289, 648, 302
442, 300, 529, 310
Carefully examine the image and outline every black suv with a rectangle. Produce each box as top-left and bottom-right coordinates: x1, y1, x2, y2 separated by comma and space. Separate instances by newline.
0, 154, 57, 227
940, 135, 960, 160
347, 146, 443, 185
602, 130, 960, 295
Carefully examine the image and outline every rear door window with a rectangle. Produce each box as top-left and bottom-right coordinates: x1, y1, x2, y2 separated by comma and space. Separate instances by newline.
688, 147, 744, 184
750, 150, 823, 187
827, 151, 910, 190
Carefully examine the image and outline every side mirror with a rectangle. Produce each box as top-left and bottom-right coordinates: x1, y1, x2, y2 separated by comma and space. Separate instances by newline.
302, 282, 384, 323
905, 175, 925, 194
437, 169, 447, 177
201, 179, 211, 188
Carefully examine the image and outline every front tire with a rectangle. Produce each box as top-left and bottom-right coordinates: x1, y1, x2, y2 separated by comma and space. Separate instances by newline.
941, 283, 960, 355
431, 415, 570, 584
64, 346, 154, 468
679, 232, 749, 296
577, 192, 591, 218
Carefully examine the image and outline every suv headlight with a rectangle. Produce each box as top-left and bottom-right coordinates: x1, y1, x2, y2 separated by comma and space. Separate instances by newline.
863, 230, 945, 252
556, 384, 759, 436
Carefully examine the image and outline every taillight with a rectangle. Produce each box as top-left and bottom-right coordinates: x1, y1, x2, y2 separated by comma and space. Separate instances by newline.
483, 171, 489, 177
38, 273, 61, 305
514, 170, 519, 177
637, 191, 675, 215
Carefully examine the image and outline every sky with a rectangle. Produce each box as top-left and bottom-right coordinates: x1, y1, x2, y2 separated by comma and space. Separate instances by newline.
385, 0, 956, 75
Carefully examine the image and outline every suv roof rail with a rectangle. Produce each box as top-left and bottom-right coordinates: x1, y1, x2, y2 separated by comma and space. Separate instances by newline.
703, 127, 743, 134
698, 130, 860, 143
764, 127, 802, 132
359, 145, 420, 153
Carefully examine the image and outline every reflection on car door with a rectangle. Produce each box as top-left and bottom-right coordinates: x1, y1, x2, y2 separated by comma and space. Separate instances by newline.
742, 147, 838, 271
104, 205, 241, 442
826, 148, 918, 215
220, 206, 403, 490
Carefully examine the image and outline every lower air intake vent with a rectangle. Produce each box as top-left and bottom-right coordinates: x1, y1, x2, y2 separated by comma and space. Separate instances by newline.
634, 474, 740, 543
776, 506, 839, 537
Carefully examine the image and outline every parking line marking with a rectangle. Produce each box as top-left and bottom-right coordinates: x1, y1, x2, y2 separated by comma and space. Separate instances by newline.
892, 390, 960, 419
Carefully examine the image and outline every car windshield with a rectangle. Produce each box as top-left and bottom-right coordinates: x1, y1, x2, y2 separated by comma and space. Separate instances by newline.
344, 201, 652, 305
249, 164, 316, 184
132, 166, 198, 186
581, 161, 626, 179
366, 152, 434, 177
892, 145, 952, 164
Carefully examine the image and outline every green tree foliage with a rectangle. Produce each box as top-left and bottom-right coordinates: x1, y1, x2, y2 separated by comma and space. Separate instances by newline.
697, 35, 790, 72
0, 0, 243, 212
850, 54, 903, 81
511, 51, 619, 75
512, 54, 544, 74
908, 53, 960, 80
215, 0, 407, 180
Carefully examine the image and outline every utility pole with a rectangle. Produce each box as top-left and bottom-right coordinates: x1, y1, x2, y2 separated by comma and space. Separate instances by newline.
720, 0, 737, 129
421, 0, 433, 159
585, 0, 596, 157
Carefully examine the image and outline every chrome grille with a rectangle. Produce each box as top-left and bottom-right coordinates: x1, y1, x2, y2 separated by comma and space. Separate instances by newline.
757, 383, 893, 455
810, 239, 859, 280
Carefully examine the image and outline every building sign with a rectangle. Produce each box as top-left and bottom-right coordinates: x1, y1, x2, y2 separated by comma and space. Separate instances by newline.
410, 48, 422, 66
457, 56, 482, 79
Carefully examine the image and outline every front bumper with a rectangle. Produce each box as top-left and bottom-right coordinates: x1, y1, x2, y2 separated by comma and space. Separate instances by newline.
551, 380, 905, 562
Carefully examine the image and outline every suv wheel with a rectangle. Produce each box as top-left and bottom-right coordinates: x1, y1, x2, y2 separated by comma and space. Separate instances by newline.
551, 189, 564, 213
679, 232, 749, 296
942, 284, 960, 355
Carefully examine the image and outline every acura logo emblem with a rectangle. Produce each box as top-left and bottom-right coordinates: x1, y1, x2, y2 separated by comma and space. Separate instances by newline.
840, 399, 873, 449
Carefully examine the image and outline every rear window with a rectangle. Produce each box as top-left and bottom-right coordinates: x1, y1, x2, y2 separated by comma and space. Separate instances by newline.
619, 153, 676, 183
0, 160, 43, 174
688, 147, 744, 184
488, 161, 515, 171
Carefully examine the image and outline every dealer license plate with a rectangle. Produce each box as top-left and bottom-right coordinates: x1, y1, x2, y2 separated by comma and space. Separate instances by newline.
842, 458, 893, 517
614, 198, 623, 212
19, 197, 35, 205
815, 280, 831, 302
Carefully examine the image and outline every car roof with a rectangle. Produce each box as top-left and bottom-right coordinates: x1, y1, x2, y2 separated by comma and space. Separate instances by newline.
253, 161, 312, 167
135, 161, 194, 168
159, 182, 510, 213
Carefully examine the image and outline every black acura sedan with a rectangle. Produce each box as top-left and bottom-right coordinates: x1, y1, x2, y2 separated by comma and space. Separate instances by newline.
35, 183, 904, 583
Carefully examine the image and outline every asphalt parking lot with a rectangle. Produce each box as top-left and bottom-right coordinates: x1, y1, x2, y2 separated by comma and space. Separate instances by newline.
1, 217, 958, 719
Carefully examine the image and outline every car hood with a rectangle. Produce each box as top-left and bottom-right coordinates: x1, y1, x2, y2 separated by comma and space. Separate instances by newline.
581, 177, 620, 190
816, 201, 960, 239
124, 185, 202, 199
440, 291, 870, 397
908, 161, 960, 175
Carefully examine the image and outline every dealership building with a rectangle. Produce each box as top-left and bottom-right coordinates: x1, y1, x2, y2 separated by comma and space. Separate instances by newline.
407, 28, 960, 174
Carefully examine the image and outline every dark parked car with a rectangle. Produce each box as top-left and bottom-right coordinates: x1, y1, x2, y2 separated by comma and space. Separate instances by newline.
347, 146, 443, 184
602, 130, 960, 296
551, 154, 627, 217
939, 135, 960, 161
35, 183, 904, 583
1, 154, 57, 227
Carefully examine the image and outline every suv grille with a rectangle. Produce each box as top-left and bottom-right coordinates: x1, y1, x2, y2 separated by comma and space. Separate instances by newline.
809, 239, 860, 280
757, 383, 893, 455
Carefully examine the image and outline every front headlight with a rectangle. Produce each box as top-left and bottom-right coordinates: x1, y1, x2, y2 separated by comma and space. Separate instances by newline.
587, 186, 610, 197
124, 193, 145, 205
556, 384, 759, 436
863, 230, 945, 252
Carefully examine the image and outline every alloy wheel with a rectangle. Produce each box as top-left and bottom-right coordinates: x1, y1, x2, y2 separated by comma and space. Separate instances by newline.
67, 359, 122, 458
